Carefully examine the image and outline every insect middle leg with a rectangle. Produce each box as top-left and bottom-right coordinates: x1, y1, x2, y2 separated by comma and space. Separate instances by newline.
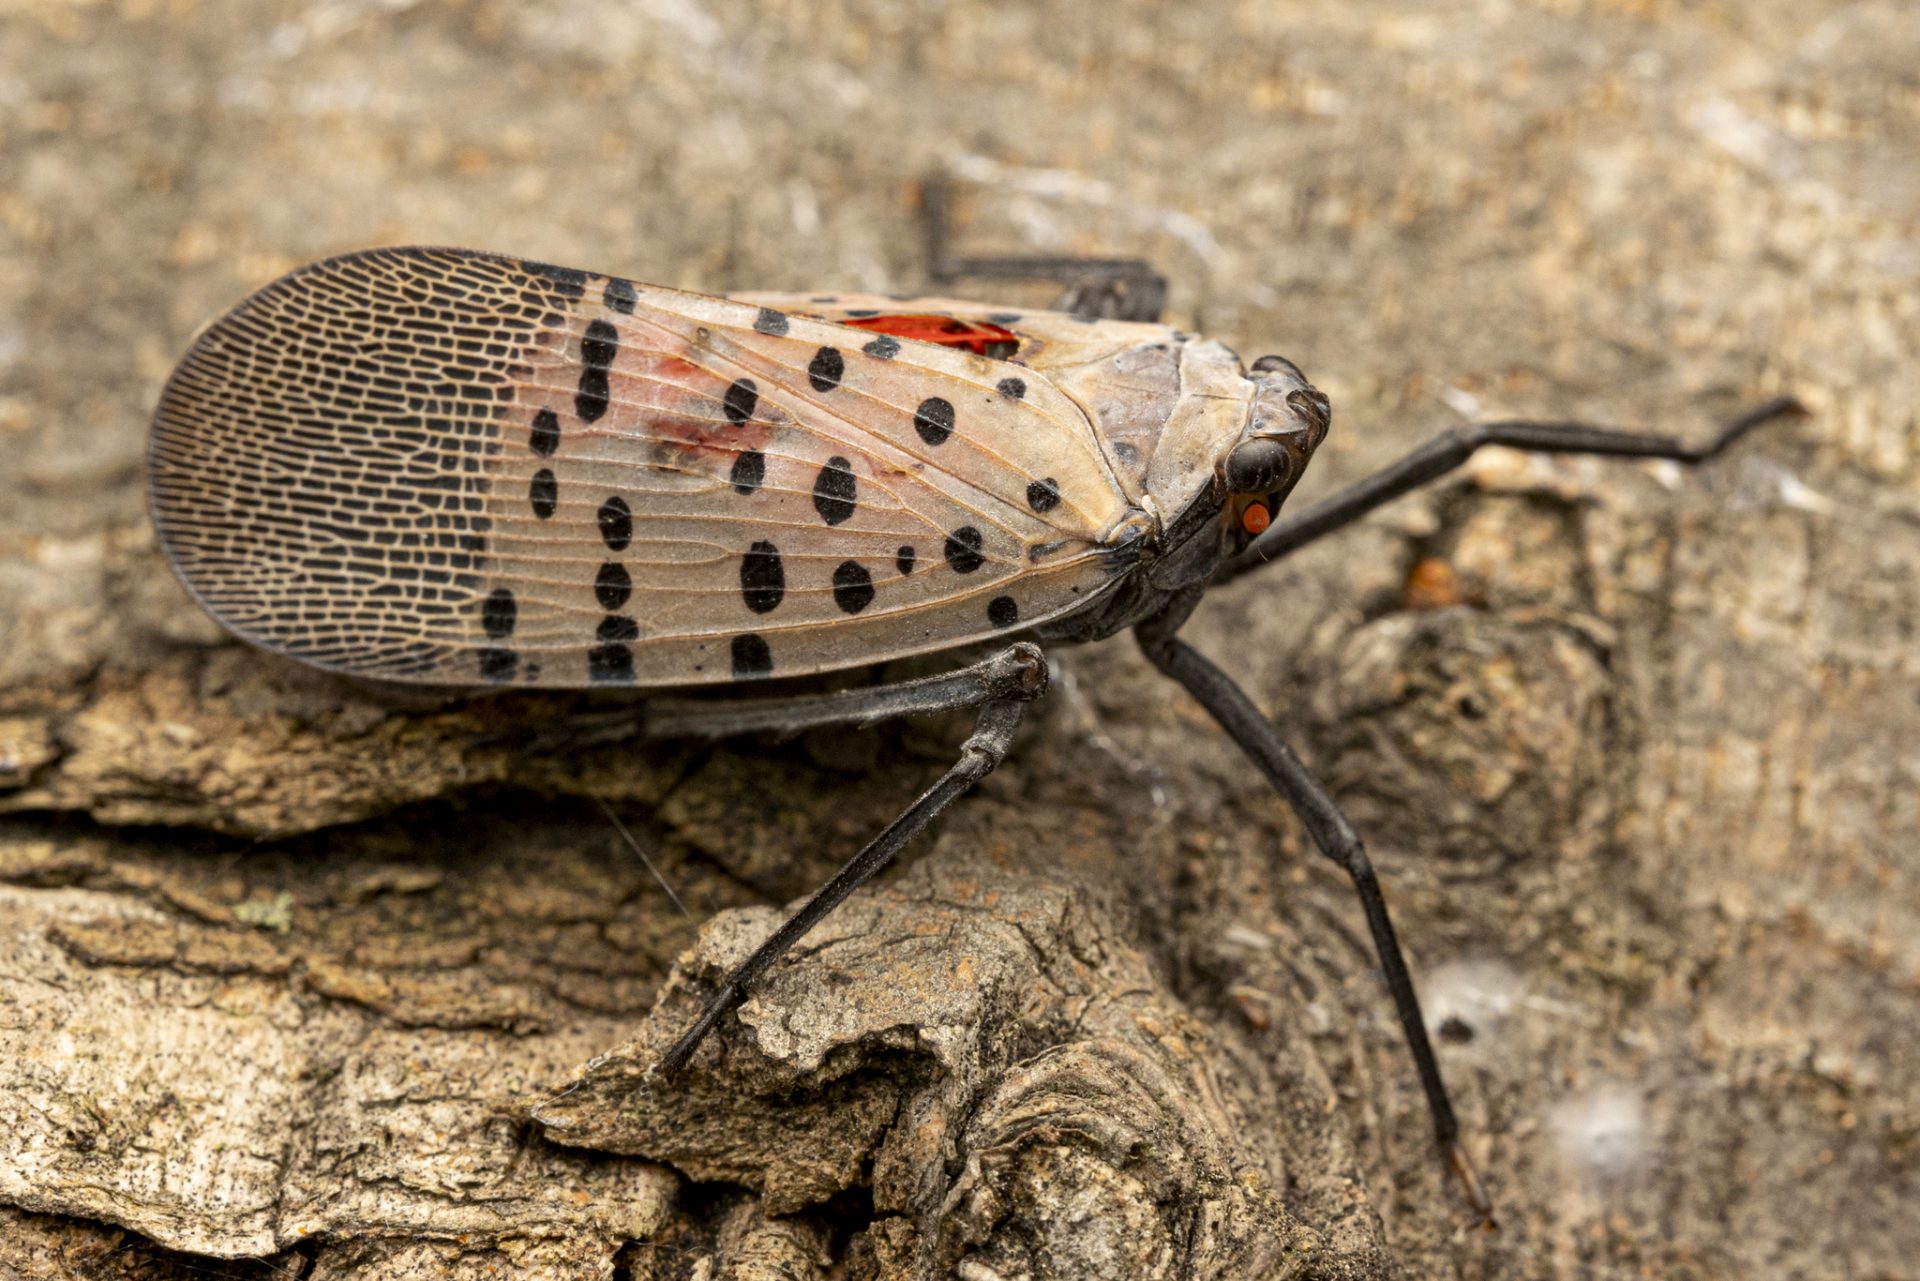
1217, 395, 1807, 582
1133, 614, 1497, 1226
921, 175, 1168, 323
653, 662, 1043, 1075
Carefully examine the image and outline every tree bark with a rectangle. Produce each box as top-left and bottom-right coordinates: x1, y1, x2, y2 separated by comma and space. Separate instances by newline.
3, 2, 1916, 1278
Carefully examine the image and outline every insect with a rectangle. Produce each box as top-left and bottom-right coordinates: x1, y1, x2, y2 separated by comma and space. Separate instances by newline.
146, 187, 1802, 1224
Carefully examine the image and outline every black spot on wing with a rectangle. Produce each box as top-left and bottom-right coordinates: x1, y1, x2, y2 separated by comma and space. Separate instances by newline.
812, 457, 857, 526
741, 540, 785, 614
587, 605, 636, 682
944, 526, 984, 574
723, 378, 757, 427
832, 560, 875, 614
862, 335, 900, 360
914, 397, 955, 447
481, 587, 517, 639
530, 407, 560, 457
729, 449, 765, 495
603, 278, 637, 314
595, 618, 641, 645
598, 496, 633, 551
988, 595, 1019, 628
529, 469, 558, 520
597, 614, 639, 642
754, 308, 790, 336
595, 561, 632, 610
577, 319, 617, 423
808, 346, 845, 392
589, 641, 634, 684
731, 633, 773, 679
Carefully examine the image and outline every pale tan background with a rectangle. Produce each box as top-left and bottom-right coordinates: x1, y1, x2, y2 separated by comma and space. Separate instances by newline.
2, 1, 1916, 1278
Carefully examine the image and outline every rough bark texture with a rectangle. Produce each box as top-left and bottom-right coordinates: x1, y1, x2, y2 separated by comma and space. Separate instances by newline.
2, 1, 1916, 1278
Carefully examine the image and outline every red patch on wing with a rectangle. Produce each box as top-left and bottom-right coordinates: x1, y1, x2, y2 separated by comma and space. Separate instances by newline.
840, 313, 1021, 359
596, 349, 777, 463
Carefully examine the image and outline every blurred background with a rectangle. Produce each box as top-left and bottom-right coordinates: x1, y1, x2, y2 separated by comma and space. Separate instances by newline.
2, 1, 1916, 1278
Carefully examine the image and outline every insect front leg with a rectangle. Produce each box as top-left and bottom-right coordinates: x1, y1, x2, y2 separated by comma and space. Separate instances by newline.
655, 682, 1038, 1075
1133, 615, 1496, 1227
921, 174, 1168, 323
1216, 395, 1806, 582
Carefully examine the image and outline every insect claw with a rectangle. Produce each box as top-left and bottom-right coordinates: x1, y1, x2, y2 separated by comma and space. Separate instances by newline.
1447, 1138, 1498, 1232
657, 983, 742, 1077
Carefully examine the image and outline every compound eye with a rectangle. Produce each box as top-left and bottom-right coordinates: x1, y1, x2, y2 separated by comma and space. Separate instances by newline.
1224, 437, 1293, 494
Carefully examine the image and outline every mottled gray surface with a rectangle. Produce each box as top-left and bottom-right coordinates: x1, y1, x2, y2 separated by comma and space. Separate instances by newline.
2, 1, 1916, 1278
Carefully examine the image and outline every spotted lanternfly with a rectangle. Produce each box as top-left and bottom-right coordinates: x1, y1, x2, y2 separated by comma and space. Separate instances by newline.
147, 224, 1802, 1225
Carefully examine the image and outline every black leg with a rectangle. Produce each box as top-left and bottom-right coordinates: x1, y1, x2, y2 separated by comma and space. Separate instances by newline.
1136, 623, 1496, 1226
922, 175, 1168, 323
656, 695, 1030, 1075
1216, 395, 1807, 583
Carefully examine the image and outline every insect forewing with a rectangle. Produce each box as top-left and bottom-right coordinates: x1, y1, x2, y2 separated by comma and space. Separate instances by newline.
149, 248, 1140, 687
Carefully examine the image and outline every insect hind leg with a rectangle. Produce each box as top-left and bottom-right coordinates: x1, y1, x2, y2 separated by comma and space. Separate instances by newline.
922, 175, 1168, 323
1135, 617, 1497, 1228
654, 691, 1033, 1075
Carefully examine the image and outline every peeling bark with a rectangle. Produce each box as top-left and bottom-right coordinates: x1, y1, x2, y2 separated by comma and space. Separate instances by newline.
538, 867, 1377, 1278
4, 2, 1918, 1278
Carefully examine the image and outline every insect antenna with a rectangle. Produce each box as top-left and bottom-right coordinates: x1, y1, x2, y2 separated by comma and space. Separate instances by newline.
1217, 395, 1808, 582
